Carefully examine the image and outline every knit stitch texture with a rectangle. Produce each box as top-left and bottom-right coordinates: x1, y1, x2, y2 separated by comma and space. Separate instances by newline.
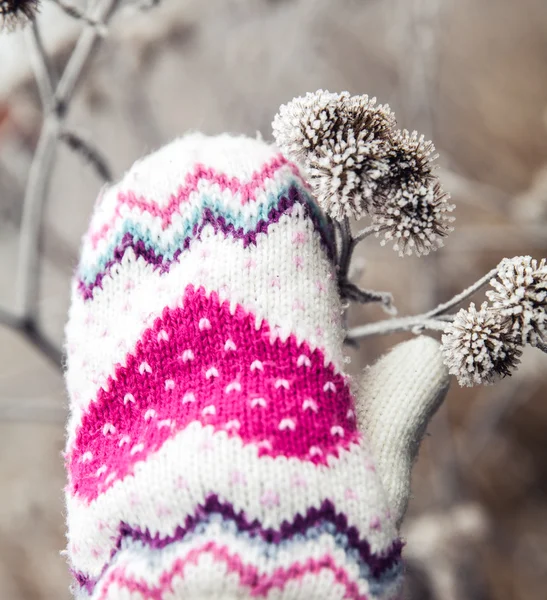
64, 133, 446, 600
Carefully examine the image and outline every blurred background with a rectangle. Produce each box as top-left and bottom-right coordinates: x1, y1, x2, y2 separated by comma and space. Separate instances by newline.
1, 0, 547, 598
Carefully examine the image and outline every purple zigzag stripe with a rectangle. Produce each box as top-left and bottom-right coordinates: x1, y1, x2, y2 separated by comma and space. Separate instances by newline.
77, 186, 335, 301
71, 495, 403, 594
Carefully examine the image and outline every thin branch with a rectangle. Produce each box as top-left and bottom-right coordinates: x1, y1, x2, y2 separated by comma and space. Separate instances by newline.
51, 0, 108, 34
15, 117, 61, 320
339, 281, 395, 314
60, 129, 113, 182
16, 0, 122, 321
0, 308, 63, 370
19, 318, 64, 369
338, 217, 354, 277
55, 0, 122, 112
353, 224, 378, 244
424, 267, 498, 318
25, 20, 55, 110
346, 265, 500, 341
347, 314, 448, 341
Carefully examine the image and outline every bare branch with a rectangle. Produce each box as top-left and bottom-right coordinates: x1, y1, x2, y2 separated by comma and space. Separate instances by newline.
15, 117, 61, 321
16, 0, 122, 323
347, 265, 501, 342
19, 317, 64, 369
340, 281, 395, 314
55, 0, 122, 112
0, 307, 63, 370
347, 314, 448, 341
353, 224, 378, 244
51, 0, 108, 34
25, 20, 55, 110
337, 217, 354, 278
424, 267, 498, 318
60, 128, 113, 182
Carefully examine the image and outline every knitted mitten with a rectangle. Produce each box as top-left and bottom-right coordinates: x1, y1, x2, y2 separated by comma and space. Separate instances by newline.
64, 133, 449, 600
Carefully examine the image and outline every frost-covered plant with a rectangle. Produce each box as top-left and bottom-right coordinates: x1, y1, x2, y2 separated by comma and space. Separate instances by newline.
273, 91, 547, 388
441, 303, 522, 387
372, 180, 453, 257
272, 90, 454, 256
273, 90, 395, 220
486, 256, 547, 347
0, 0, 40, 30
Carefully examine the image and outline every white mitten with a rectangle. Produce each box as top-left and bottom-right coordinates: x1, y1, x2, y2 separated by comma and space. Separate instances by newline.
64, 133, 449, 600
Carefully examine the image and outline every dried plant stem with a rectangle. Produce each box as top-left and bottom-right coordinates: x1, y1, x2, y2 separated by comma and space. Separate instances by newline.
424, 267, 498, 318
52, 0, 108, 34
60, 129, 113, 182
336, 218, 395, 315
14, 0, 121, 367
338, 217, 354, 278
354, 224, 378, 244
55, 0, 121, 110
348, 266, 500, 341
26, 21, 55, 109
16, 117, 61, 320
0, 307, 62, 369
347, 314, 448, 341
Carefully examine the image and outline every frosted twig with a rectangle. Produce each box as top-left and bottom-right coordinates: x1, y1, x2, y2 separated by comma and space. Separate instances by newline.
340, 281, 395, 314
353, 224, 378, 244
16, 116, 61, 321
51, 0, 108, 34
13, 0, 122, 370
25, 20, 55, 110
338, 217, 353, 278
0, 307, 63, 369
60, 129, 113, 182
19, 317, 64, 368
55, 0, 122, 112
424, 267, 498, 318
347, 266, 499, 342
347, 315, 448, 341
16, 0, 122, 321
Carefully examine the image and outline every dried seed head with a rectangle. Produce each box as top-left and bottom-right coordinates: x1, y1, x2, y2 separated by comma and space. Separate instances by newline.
486, 256, 547, 346
272, 90, 396, 219
0, 0, 40, 31
376, 129, 438, 200
372, 180, 455, 257
306, 133, 390, 221
441, 302, 522, 387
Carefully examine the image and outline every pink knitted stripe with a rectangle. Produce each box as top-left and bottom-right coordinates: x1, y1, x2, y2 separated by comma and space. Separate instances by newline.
96, 542, 369, 600
68, 285, 357, 501
88, 155, 304, 249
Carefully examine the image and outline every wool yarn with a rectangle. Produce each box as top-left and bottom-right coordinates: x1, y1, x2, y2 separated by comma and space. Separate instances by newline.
64, 133, 449, 599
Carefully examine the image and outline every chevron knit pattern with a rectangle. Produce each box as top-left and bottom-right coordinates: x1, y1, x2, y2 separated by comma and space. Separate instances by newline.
64, 133, 403, 600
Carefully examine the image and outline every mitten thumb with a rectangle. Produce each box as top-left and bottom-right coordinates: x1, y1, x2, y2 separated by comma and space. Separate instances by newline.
356, 336, 449, 527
